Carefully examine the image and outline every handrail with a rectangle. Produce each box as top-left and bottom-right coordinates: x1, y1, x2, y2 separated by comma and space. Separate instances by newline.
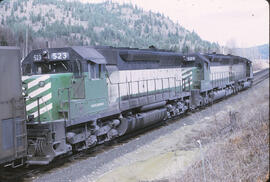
210, 71, 247, 87
108, 76, 182, 85
116, 77, 182, 99
58, 87, 71, 121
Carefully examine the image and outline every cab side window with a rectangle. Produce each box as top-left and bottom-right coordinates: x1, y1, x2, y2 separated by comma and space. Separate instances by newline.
23, 64, 32, 75
73, 60, 82, 78
88, 62, 104, 79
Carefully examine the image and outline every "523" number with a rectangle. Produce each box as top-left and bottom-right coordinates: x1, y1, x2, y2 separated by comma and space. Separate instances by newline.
51, 52, 69, 60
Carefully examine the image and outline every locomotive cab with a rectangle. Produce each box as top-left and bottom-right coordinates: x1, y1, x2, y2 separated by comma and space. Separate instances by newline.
181, 53, 212, 109
22, 47, 108, 123
182, 53, 212, 91
22, 47, 109, 164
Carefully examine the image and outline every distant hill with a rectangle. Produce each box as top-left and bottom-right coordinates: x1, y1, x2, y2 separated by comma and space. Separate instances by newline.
0, 0, 220, 56
254, 44, 269, 59
235, 44, 269, 61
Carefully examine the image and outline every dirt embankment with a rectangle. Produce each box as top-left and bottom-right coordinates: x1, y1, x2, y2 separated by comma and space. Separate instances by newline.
91, 79, 269, 182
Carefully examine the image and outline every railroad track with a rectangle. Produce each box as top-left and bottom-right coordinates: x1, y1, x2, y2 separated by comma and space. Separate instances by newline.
253, 68, 269, 86
0, 68, 269, 182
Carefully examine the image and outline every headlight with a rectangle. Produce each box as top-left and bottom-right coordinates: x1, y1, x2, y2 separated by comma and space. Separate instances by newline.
22, 83, 28, 96
39, 81, 45, 87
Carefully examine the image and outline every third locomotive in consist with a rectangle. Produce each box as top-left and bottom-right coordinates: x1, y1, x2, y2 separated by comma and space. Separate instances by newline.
20, 46, 252, 165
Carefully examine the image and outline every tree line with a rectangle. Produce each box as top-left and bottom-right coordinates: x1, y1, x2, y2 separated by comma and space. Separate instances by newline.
0, 0, 220, 57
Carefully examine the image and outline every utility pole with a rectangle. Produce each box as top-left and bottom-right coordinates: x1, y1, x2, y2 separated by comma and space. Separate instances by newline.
25, 25, 28, 58
197, 140, 206, 182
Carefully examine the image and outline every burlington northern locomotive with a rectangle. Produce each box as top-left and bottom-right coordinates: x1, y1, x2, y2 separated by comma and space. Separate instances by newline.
1, 46, 253, 166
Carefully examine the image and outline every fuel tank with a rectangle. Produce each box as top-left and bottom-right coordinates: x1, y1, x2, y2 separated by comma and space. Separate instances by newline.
117, 108, 167, 136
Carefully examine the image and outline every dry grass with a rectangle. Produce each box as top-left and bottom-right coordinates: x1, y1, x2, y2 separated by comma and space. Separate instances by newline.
168, 81, 270, 182
143, 101, 269, 182
179, 111, 269, 182
142, 108, 269, 182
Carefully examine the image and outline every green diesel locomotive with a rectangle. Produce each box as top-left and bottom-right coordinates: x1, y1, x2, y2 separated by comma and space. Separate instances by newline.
21, 46, 252, 165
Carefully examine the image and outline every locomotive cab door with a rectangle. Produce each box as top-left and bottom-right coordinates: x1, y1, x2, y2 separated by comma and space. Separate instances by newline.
200, 59, 212, 91
85, 62, 107, 99
246, 61, 251, 78
85, 61, 108, 112
71, 59, 85, 99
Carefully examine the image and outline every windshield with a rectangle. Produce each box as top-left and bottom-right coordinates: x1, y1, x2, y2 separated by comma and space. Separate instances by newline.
23, 61, 72, 75
37, 62, 71, 74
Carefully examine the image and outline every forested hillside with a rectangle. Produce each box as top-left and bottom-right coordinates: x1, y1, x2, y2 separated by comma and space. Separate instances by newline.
0, 0, 220, 57
235, 44, 269, 60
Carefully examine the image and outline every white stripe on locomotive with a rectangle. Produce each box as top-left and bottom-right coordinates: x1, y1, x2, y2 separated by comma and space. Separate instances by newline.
27, 82, 51, 99
26, 93, 52, 111
22, 76, 31, 82
27, 75, 50, 89
32, 103, 53, 118
107, 67, 197, 104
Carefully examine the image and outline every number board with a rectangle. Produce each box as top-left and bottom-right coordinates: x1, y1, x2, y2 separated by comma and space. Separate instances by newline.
33, 54, 42, 61
186, 56, 196, 61
50, 52, 69, 60
33, 52, 69, 61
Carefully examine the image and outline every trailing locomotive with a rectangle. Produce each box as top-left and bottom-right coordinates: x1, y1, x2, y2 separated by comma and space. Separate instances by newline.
182, 52, 253, 109
21, 46, 253, 165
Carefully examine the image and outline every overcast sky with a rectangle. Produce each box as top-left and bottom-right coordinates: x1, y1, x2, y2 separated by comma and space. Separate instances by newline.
81, 0, 269, 48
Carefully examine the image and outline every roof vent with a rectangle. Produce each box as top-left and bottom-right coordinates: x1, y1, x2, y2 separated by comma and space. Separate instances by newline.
149, 45, 156, 49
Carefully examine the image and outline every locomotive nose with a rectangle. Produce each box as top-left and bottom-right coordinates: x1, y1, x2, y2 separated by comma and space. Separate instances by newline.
22, 75, 53, 121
